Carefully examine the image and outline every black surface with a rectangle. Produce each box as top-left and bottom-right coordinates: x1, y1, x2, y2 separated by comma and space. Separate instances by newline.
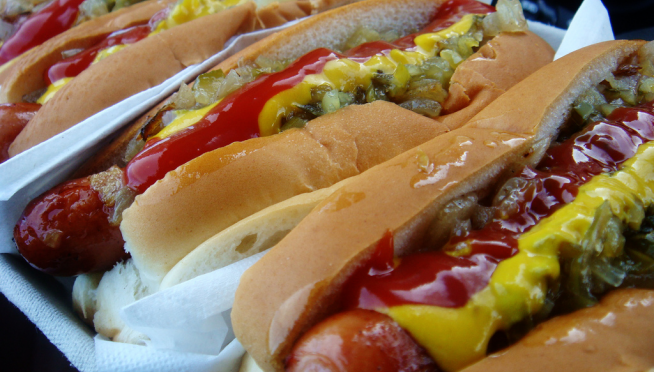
1, 291, 79, 372
1, 1, 653, 372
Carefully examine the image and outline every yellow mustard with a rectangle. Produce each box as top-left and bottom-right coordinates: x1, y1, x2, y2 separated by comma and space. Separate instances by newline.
159, 14, 479, 139
386, 141, 654, 371
259, 14, 477, 136
37, 77, 74, 104
154, 102, 217, 140
151, 0, 242, 34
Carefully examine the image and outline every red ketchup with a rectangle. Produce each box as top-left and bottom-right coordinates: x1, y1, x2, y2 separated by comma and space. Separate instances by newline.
0, 0, 86, 64
44, 24, 151, 85
125, 48, 342, 192
124, 0, 491, 193
342, 101, 654, 310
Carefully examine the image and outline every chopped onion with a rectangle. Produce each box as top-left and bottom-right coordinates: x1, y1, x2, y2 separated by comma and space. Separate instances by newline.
343, 28, 381, 51
89, 165, 135, 226
493, 177, 536, 219
399, 98, 441, 118
161, 110, 176, 127
321, 89, 340, 113
77, 0, 109, 23
61, 48, 84, 59
428, 193, 479, 249
440, 49, 463, 69
173, 83, 195, 109
482, 0, 528, 36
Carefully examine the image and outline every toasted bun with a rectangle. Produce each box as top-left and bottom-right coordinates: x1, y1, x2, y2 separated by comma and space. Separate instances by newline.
8, 2, 260, 156
160, 176, 355, 290
78, 0, 552, 343
7, 0, 360, 157
0, 0, 177, 102
159, 26, 554, 288
110, 0, 551, 288
122, 101, 451, 288
461, 289, 654, 372
71, 12, 553, 178
231, 40, 646, 372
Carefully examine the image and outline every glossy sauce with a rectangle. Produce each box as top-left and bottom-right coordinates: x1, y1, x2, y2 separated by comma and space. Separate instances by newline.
125, 48, 341, 192
45, 23, 151, 85
14, 176, 127, 275
0, 0, 86, 64
343, 101, 654, 310
125, 0, 491, 193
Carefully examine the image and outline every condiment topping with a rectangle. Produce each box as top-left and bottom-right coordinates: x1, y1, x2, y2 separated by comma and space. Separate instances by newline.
125, 48, 341, 192
125, 0, 495, 193
44, 23, 151, 85
35, 0, 239, 103
338, 101, 654, 371
0, 0, 86, 64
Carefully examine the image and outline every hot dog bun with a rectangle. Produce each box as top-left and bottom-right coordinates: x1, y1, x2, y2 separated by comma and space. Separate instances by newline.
73, 0, 552, 177
460, 288, 654, 372
238, 288, 654, 372
231, 40, 646, 372
119, 1, 553, 288
8, 1, 258, 156
69, 0, 554, 344
5, 0, 340, 156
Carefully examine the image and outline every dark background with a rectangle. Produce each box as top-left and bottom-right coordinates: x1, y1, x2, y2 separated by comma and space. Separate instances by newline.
2, 0, 654, 371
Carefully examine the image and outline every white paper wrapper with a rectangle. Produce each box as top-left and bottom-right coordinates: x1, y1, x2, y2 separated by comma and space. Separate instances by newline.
554, 0, 614, 60
0, 1, 616, 371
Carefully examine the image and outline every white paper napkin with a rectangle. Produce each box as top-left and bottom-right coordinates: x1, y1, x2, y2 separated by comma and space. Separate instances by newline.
554, 0, 614, 60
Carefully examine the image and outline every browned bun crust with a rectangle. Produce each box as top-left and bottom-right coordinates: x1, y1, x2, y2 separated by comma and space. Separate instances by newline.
0, 0, 177, 101
69, 0, 361, 178
231, 40, 645, 372
121, 101, 452, 287
72, 0, 554, 178
461, 289, 654, 372
116, 1, 553, 289
8, 2, 261, 157
234, 127, 533, 372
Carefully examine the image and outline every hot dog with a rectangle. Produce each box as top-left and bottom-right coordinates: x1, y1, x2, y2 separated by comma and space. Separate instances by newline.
0, 0, 177, 163
17, 0, 553, 279
58, 0, 555, 343
231, 40, 654, 372
1, 0, 332, 159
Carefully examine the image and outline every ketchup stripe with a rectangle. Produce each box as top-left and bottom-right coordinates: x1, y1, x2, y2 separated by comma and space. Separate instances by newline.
125, 48, 341, 192
44, 24, 151, 85
125, 0, 494, 193
343, 101, 654, 310
0, 0, 86, 64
